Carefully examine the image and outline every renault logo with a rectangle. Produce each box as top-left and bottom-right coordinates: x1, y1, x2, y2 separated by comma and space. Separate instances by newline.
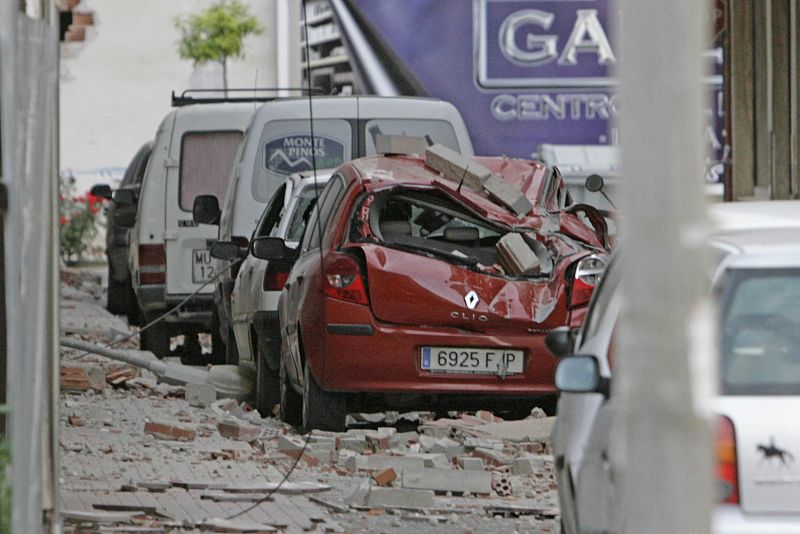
464, 290, 480, 310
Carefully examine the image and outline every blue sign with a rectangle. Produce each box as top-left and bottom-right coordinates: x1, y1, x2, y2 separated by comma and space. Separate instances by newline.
347, 0, 724, 181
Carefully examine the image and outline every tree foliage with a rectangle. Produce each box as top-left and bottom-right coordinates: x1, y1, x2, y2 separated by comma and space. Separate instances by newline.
174, 0, 263, 88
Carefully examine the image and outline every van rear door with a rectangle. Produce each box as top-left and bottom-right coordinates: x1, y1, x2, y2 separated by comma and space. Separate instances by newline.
164, 110, 249, 297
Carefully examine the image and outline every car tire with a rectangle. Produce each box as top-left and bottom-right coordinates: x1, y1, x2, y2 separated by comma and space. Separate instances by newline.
225, 326, 239, 366
255, 336, 280, 417
302, 363, 347, 432
106, 276, 129, 316
279, 339, 302, 426
139, 312, 170, 359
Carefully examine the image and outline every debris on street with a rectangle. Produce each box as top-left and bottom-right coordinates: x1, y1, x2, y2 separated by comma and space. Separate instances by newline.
59, 267, 560, 533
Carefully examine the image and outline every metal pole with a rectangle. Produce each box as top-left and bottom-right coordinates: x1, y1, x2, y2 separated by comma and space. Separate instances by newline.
616, 0, 715, 532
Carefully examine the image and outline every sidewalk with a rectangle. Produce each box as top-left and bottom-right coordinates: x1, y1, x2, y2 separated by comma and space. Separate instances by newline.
59, 270, 560, 533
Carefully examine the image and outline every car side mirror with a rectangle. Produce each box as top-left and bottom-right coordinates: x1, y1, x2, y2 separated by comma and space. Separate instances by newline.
90, 183, 113, 200
210, 241, 245, 261
251, 237, 294, 261
116, 206, 137, 228
555, 355, 609, 397
112, 188, 136, 206
545, 326, 577, 358
193, 195, 220, 225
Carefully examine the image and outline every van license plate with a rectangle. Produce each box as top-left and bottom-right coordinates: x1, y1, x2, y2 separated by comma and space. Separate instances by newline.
192, 249, 214, 283
420, 347, 524, 375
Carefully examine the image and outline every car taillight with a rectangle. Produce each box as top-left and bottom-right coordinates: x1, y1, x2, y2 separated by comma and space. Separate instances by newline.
324, 253, 368, 305
570, 254, 606, 307
716, 415, 739, 504
263, 266, 290, 291
139, 244, 166, 285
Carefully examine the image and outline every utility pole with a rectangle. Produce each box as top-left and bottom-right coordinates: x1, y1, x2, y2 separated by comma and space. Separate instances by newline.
615, 0, 715, 532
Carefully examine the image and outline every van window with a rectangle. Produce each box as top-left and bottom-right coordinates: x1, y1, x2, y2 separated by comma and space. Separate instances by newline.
365, 119, 459, 155
180, 131, 243, 211
255, 119, 352, 202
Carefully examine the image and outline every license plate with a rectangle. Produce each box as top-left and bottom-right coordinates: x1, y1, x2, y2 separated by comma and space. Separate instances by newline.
192, 249, 214, 283
420, 347, 524, 375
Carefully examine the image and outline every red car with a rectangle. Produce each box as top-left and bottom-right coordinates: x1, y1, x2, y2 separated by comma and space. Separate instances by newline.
258, 149, 610, 431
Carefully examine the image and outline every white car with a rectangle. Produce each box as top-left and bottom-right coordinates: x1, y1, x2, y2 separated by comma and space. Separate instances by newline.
226, 171, 331, 415
121, 93, 257, 360
553, 200, 800, 534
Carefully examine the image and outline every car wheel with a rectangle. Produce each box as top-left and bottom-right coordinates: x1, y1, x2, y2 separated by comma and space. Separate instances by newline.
139, 311, 170, 359
255, 336, 280, 417
106, 276, 129, 315
302, 363, 347, 432
225, 326, 239, 365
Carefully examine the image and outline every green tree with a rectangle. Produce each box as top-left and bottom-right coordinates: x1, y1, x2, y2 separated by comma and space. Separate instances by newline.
174, 0, 264, 91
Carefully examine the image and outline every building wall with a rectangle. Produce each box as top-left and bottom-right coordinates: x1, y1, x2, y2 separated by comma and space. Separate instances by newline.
59, 0, 279, 191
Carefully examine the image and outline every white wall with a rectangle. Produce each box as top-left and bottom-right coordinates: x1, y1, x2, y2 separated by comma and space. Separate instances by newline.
60, 0, 278, 191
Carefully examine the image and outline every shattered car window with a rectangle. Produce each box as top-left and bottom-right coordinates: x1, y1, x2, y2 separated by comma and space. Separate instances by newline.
355, 189, 553, 277
283, 185, 322, 242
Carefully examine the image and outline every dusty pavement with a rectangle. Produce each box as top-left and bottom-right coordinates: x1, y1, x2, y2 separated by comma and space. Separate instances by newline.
59, 268, 560, 533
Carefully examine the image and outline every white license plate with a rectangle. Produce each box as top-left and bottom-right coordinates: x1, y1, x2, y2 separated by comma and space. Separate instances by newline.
192, 249, 214, 283
420, 347, 524, 375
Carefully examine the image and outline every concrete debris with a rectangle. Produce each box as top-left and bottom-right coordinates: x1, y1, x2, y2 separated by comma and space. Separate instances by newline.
483, 174, 534, 217
476, 416, 556, 442
345, 454, 426, 473
425, 143, 493, 191
457, 457, 485, 471
367, 487, 436, 509
217, 420, 261, 441
402, 467, 493, 495
195, 517, 278, 532
375, 134, 429, 156
185, 382, 216, 407
222, 481, 331, 494
62, 509, 144, 523
496, 233, 542, 276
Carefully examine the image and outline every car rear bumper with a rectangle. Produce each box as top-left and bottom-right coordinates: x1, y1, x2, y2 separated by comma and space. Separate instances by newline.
713, 505, 800, 534
136, 285, 214, 325
316, 298, 559, 397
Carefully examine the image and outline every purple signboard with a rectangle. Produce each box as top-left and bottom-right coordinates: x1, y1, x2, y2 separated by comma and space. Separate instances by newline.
342, 0, 724, 181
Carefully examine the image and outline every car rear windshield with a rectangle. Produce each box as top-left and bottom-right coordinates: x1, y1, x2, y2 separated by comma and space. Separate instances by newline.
721, 268, 800, 395
254, 119, 352, 202
179, 131, 242, 211
364, 119, 460, 154
356, 189, 553, 277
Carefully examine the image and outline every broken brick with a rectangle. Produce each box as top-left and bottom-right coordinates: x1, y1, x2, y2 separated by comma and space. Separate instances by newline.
371, 467, 398, 487
67, 415, 83, 427
144, 421, 196, 442
60, 363, 106, 391
217, 420, 261, 441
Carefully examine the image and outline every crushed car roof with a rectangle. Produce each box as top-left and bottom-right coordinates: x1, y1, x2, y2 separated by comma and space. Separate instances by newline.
351, 154, 551, 227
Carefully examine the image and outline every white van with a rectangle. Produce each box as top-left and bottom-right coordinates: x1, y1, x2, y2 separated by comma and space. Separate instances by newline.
124, 99, 258, 359
195, 96, 474, 363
